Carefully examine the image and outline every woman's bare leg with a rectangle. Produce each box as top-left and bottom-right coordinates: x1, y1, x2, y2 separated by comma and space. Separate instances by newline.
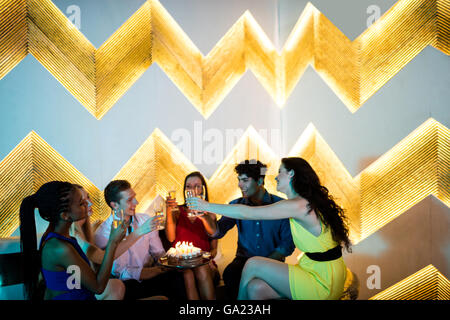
247, 278, 282, 300
183, 269, 200, 300
193, 264, 216, 300
238, 256, 292, 300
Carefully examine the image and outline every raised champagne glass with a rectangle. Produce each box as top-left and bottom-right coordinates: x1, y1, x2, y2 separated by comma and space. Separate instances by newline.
155, 201, 165, 230
185, 189, 198, 217
168, 188, 179, 215
112, 208, 123, 228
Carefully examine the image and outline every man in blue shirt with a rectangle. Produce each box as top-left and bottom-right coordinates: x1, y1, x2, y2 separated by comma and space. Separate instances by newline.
204, 160, 295, 299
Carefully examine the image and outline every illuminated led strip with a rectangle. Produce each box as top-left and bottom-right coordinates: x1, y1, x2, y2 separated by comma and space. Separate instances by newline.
359, 119, 449, 240
0, 119, 448, 241
0, 0, 448, 119
113, 128, 198, 215
0, 132, 102, 237
0, 0, 27, 77
370, 265, 450, 300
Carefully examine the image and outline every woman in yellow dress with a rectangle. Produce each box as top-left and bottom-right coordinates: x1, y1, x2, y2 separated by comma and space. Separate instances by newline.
187, 157, 352, 300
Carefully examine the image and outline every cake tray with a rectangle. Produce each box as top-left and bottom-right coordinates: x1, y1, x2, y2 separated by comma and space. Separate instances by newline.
157, 251, 212, 269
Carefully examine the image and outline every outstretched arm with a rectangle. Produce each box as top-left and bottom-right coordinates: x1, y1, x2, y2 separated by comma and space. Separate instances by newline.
85, 217, 159, 264
165, 198, 179, 242
52, 222, 126, 294
188, 197, 310, 221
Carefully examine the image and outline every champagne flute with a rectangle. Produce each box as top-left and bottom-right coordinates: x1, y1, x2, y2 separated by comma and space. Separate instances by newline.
185, 189, 198, 217
197, 185, 207, 216
168, 188, 179, 214
154, 202, 165, 230
111, 208, 123, 228
199, 185, 206, 200
168, 189, 177, 200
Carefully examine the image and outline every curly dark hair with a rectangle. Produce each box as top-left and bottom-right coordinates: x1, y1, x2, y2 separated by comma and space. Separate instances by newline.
281, 157, 352, 252
234, 160, 267, 184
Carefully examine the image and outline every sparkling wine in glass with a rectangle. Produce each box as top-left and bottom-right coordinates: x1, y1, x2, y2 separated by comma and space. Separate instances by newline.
199, 185, 206, 200
112, 208, 123, 228
185, 189, 198, 217
154, 202, 165, 230
168, 189, 177, 200
168, 188, 179, 214
197, 185, 207, 215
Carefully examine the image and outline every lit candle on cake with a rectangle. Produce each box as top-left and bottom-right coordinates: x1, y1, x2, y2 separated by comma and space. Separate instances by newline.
174, 241, 196, 254
167, 241, 203, 265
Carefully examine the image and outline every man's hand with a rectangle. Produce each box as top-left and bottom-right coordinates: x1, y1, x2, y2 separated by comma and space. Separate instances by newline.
108, 219, 129, 246
135, 216, 161, 237
140, 266, 168, 280
186, 197, 208, 212
196, 212, 218, 236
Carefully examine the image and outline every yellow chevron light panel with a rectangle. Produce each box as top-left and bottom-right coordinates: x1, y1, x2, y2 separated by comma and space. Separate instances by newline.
27, 0, 97, 113
0, 132, 103, 237
370, 265, 450, 300
359, 119, 450, 240
96, 1, 152, 119
113, 128, 199, 214
0, 0, 448, 119
0, 0, 27, 77
1, 119, 448, 243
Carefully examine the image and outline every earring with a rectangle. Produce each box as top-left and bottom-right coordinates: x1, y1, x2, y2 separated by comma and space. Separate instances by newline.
60, 212, 71, 222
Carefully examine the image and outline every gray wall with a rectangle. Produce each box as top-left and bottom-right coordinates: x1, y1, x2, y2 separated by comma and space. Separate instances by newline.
1, 0, 447, 185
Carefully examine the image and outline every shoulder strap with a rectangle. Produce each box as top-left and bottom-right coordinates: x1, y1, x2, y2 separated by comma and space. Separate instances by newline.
40, 232, 91, 265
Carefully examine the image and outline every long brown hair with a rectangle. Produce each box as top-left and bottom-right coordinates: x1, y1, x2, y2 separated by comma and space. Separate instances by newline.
182, 171, 209, 204
282, 157, 352, 251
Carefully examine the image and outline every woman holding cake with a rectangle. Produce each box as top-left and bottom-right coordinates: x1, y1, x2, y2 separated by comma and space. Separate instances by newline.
187, 158, 352, 300
165, 171, 219, 300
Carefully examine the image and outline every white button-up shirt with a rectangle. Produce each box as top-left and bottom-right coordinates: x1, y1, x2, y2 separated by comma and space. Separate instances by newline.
94, 213, 166, 281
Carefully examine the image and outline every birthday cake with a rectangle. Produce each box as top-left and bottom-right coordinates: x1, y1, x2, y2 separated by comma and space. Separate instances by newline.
166, 241, 203, 267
